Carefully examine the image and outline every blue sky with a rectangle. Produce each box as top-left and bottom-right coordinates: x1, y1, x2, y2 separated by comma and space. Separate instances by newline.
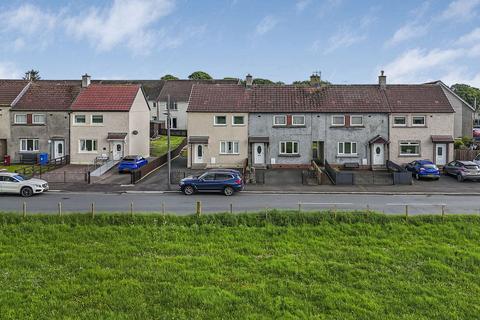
0, 0, 480, 86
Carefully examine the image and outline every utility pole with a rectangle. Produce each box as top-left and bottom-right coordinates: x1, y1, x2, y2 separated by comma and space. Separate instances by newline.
167, 94, 172, 189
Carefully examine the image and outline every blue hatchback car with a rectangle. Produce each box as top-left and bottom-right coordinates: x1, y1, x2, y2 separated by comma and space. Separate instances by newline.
405, 160, 440, 180
180, 169, 243, 196
118, 155, 148, 173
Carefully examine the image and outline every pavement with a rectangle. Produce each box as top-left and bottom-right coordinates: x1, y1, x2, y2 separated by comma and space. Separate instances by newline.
2, 192, 480, 214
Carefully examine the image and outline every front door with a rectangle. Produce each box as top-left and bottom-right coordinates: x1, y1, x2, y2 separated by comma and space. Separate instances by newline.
53, 140, 64, 159
372, 143, 385, 165
113, 142, 123, 161
194, 144, 204, 164
253, 143, 265, 165
436, 144, 447, 165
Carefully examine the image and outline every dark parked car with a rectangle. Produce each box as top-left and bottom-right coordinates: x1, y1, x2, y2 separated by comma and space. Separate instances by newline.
405, 160, 440, 180
118, 155, 148, 173
443, 160, 480, 182
180, 170, 243, 196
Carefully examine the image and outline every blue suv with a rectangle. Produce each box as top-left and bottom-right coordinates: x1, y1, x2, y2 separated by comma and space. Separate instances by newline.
180, 169, 244, 196
405, 160, 440, 180
118, 155, 148, 173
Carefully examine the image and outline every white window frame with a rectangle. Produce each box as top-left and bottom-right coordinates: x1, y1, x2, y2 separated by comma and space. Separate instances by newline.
232, 115, 245, 126
393, 116, 407, 127
79, 139, 98, 153
292, 115, 306, 126
214, 115, 227, 126
331, 115, 345, 126
279, 141, 299, 155
14, 114, 27, 124
411, 116, 426, 127
350, 115, 363, 126
32, 114, 45, 124
337, 142, 357, 156
19, 138, 39, 152
219, 141, 239, 155
273, 115, 287, 126
399, 141, 420, 156
74, 114, 86, 125
91, 115, 104, 125
170, 117, 178, 129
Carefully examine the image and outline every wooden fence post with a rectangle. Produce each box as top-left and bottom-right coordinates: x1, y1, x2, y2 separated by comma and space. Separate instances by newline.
441, 205, 446, 220
58, 202, 62, 216
229, 203, 233, 214
162, 201, 165, 214
22, 202, 26, 218
130, 202, 134, 217
333, 204, 337, 220
298, 203, 302, 213
91, 202, 95, 218
196, 201, 202, 216
405, 205, 409, 221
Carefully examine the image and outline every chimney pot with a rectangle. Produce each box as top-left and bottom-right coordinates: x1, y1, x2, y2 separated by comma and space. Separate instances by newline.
82, 73, 91, 88
310, 73, 321, 87
245, 74, 253, 87
378, 71, 386, 90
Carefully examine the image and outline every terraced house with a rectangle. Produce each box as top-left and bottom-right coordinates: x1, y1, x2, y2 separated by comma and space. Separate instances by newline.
187, 73, 459, 169
8, 81, 80, 163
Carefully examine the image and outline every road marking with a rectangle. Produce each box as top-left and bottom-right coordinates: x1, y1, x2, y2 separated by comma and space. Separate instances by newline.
386, 203, 446, 206
300, 202, 353, 205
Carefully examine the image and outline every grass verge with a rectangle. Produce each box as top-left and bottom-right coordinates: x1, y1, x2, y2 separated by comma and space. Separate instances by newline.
0, 211, 479, 319
150, 135, 185, 157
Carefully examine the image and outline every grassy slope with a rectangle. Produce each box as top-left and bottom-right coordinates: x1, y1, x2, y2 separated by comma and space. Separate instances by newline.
0, 164, 31, 173
150, 136, 185, 157
0, 213, 479, 319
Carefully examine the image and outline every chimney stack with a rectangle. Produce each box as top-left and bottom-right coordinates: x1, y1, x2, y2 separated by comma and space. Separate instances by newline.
378, 70, 386, 90
82, 73, 91, 88
310, 73, 321, 87
245, 74, 253, 88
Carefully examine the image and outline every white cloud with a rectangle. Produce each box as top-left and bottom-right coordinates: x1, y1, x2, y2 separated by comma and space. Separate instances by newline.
457, 27, 480, 44
255, 15, 278, 36
65, 0, 175, 53
386, 23, 429, 46
324, 28, 366, 54
296, 0, 311, 12
440, 0, 480, 21
0, 62, 21, 79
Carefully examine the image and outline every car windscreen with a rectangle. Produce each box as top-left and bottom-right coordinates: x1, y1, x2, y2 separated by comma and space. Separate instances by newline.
465, 165, 479, 170
122, 157, 137, 162
13, 175, 28, 181
422, 164, 437, 169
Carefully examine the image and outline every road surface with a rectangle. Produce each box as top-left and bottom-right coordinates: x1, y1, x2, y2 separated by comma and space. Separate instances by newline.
1, 191, 480, 215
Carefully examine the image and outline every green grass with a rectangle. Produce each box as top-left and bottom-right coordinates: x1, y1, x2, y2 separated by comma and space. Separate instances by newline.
0, 212, 479, 319
0, 164, 31, 173
150, 135, 185, 157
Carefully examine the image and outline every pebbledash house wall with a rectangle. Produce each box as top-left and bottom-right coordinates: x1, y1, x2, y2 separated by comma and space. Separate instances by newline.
70, 90, 150, 164
187, 112, 248, 168
248, 113, 389, 167
8, 111, 70, 163
389, 113, 455, 165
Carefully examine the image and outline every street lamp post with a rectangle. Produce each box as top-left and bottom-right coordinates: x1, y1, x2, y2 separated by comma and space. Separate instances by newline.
166, 95, 172, 189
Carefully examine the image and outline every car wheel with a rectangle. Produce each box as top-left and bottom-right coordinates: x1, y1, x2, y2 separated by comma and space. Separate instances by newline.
20, 187, 33, 197
223, 186, 234, 196
457, 174, 463, 182
183, 185, 194, 195
415, 174, 420, 180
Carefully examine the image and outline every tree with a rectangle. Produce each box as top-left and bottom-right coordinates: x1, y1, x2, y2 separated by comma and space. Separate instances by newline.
292, 79, 330, 87
451, 83, 480, 108
161, 74, 179, 80
188, 71, 212, 80
23, 69, 41, 81
252, 78, 275, 85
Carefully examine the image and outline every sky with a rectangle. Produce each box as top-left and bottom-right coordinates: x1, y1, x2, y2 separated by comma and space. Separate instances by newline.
0, 0, 480, 86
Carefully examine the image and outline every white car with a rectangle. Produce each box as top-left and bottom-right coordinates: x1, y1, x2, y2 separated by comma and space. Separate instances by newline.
0, 170, 49, 197
474, 154, 480, 166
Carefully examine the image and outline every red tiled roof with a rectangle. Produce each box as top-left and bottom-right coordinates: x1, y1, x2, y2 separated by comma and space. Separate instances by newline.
13, 81, 81, 111
71, 84, 141, 111
188, 83, 455, 113
0, 80, 29, 106
385, 85, 453, 113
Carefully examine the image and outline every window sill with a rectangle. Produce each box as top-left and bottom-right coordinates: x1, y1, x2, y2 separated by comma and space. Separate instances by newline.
213, 124, 227, 127
78, 151, 98, 154
273, 125, 306, 128
278, 154, 301, 157
13, 124, 45, 126
399, 154, 420, 157
336, 154, 359, 158
219, 153, 240, 156
232, 124, 246, 127
330, 126, 364, 129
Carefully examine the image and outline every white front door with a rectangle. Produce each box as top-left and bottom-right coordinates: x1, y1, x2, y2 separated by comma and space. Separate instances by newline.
113, 142, 123, 161
436, 144, 447, 165
253, 143, 265, 165
194, 144, 204, 163
372, 143, 385, 165
53, 140, 64, 159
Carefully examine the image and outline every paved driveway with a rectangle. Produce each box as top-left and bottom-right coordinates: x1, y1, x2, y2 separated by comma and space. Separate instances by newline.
36, 165, 89, 183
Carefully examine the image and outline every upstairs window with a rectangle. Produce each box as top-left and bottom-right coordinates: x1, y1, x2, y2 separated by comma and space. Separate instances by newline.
292, 115, 305, 126
393, 116, 406, 126
273, 115, 287, 126
33, 114, 45, 124
232, 116, 245, 125
214, 115, 227, 125
14, 114, 27, 124
412, 116, 426, 126
332, 115, 345, 126
74, 115, 86, 124
91, 115, 104, 124
350, 115, 363, 126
